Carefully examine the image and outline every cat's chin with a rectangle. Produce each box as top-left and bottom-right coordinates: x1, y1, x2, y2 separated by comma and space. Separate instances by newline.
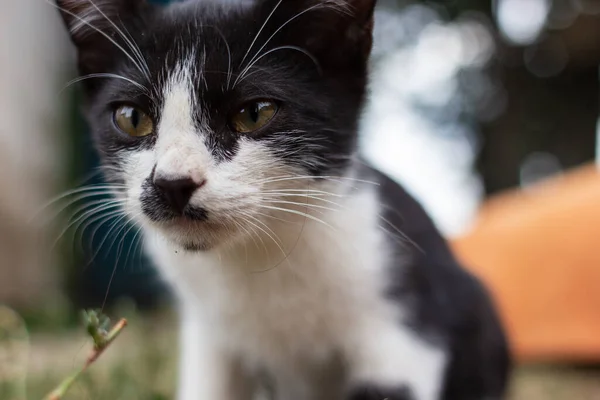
150, 217, 233, 252
179, 240, 214, 252
162, 230, 220, 252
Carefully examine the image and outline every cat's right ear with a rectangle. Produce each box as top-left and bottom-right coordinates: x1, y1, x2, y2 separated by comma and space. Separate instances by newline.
56, 0, 146, 74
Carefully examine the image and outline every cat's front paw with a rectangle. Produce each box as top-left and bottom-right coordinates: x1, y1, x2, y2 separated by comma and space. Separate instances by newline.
347, 384, 413, 400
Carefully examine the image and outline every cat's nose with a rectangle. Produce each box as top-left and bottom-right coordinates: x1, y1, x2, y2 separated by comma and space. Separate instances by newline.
153, 176, 206, 214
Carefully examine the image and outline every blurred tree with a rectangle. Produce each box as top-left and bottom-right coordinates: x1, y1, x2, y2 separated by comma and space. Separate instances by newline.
390, 0, 599, 194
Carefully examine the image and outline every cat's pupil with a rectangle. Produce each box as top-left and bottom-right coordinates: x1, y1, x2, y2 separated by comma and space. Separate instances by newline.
130, 109, 139, 128
249, 104, 260, 123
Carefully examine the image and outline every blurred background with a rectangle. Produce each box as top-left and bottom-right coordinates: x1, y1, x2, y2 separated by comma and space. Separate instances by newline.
1, 0, 600, 399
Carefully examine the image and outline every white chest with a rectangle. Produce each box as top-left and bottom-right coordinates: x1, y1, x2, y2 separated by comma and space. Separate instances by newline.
149, 188, 395, 368
146, 188, 447, 400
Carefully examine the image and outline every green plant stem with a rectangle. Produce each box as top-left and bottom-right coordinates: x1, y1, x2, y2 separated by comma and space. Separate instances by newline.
43, 317, 127, 400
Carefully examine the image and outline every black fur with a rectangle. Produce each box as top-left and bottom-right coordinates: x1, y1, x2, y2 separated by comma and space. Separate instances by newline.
348, 384, 414, 400
57, 0, 511, 398
365, 165, 511, 399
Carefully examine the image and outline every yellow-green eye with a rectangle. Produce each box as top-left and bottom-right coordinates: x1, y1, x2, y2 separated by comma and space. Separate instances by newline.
230, 101, 278, 133
114, 105, 153, 137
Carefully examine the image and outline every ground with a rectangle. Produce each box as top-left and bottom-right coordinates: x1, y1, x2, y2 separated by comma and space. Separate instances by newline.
1, 306, 599, 400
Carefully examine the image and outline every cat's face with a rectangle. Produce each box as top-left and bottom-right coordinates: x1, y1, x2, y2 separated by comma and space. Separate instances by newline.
58, 0, 375, 251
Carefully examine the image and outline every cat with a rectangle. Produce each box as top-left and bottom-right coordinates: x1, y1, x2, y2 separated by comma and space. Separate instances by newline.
56, 0, 511, 399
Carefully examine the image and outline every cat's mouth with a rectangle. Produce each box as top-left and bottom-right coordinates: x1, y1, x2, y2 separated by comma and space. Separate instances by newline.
138, 189, 246, 251
149, 214, 236, 252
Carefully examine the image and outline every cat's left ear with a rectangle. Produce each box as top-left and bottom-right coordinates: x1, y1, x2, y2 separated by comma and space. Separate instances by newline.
56, 0, 147, 75
259, 0, 377, 67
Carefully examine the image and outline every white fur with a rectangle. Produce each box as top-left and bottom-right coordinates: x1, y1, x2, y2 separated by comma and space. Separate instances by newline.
121, 60, 447, 399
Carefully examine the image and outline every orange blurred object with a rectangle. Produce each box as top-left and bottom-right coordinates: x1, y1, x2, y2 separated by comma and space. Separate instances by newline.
451, 164, 600, 363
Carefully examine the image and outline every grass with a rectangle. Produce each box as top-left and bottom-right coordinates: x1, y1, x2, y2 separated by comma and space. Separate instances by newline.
1, 304, 599, 400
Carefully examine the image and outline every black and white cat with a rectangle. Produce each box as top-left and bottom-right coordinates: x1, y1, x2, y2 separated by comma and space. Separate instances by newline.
56, 0, 511, 399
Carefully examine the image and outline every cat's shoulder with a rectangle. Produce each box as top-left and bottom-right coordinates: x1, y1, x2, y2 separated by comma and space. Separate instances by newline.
356, 161, 497, 331
356, 161, 446, 247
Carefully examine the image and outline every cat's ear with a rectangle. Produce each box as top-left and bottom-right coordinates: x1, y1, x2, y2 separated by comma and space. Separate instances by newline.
56, 0, 146, 74
319, 0, 377, 58
258, 0, 376, 67
56, 0, 145, 44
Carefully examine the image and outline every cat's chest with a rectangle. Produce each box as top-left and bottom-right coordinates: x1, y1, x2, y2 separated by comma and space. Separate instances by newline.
149, 188, 395, 367
185, 229, 388, 366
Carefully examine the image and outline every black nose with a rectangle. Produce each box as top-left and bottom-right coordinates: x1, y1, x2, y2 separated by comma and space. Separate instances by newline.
153, 177, 205, 214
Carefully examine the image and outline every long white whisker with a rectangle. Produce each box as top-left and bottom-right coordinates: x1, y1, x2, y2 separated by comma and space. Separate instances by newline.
378, 211, 425, 255
102, 217, 137, 310
231, 219, 251, 263
33, 184, 126, 218
257, 204, 335, 229
257, 175, 378, 186
37, 190, 123, 225
45, 0, 149, 80
239, 3, 324, 80
239, 0, 283, 67
86, 0, 151, 79
261, 199, 340, 213
92, 212, 131, 259
237, 215, 269, 259
206, 25, 233, 91
52, 201, 124, 249
77, 209, 126, 256
242, 214, 289, 267
235, 45, 320, 87
84, 211, 130, 268
67, 199, 123, 237
123, 225, 144, 272
62, 73, 148, 93
259, 191, 343, 200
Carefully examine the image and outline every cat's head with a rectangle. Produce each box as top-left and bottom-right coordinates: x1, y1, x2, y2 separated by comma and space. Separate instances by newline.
57, 0, 376, 251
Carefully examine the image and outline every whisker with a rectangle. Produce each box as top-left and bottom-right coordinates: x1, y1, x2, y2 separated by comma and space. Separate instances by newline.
85, 0, 151, 80
242, 213, 289, 268
45, 0, 149, 80
261, 199, 340, 214
62, 73, 148, 93
259, 191, 343, 200
204, 25, 233, 91
237, 215, 269, 260
235, 45, 321, 87
37, 190, 123, 226
52, 201, 124, 249
256, 204, 335, 229
123, 225, 144, 273
34, 184, 126, 217
77, 209, 126, 257
90, 212, 131, 261
239, 0, 283, 67
67, 199, 123, 238
101, 222, 135, 311
256, 175, 378, 186
239, 2, 325, 82
84, 211, 130, 268
378, 209, 425, 255
231, 219, 251, 263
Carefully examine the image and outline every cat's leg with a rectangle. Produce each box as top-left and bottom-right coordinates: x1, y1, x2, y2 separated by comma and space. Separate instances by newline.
343, 323, 447, 400
177, 309, 254, 400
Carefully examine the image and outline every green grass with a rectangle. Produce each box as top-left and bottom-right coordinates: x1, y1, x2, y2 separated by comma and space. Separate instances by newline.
2, 304, 599, 400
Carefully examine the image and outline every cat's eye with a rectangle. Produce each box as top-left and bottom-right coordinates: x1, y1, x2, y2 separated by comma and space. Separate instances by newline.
230, 101, 278, 133
114, 105, 153, 137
